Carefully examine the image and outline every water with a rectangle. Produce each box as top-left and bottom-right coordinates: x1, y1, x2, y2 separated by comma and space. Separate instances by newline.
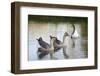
28, 22, 87, 61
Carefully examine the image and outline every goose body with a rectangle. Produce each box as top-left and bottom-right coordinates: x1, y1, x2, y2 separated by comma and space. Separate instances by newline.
37, 37, 50, 49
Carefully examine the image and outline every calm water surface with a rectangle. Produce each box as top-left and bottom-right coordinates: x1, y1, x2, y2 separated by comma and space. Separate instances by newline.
28, 22, 88, 61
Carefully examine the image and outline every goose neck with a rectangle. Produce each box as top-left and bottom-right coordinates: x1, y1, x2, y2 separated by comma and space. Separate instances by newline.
63, 35, 66, 43
50, 39, 54, 49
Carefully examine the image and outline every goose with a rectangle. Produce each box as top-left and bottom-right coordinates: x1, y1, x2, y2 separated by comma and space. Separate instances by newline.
71, 24, 79, 39
37, 36, 56, 59
37, 37, 50, 59
37, 37, 61, 59
37, 37, 50, 49
52, 32, 70, 58
50, 36, 62, 52
62, 32, 73, 58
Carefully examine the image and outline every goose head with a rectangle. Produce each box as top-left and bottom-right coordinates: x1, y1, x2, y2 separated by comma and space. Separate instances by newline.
50, 35, 57, 40
64, 32, 69, 37
50, 35, 57, 42
36, 37, 42, 41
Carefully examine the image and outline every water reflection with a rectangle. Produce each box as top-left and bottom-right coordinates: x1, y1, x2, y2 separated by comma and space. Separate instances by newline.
28, 22, 88, 61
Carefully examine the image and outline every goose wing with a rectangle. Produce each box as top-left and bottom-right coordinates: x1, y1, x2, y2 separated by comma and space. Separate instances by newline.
38, 39, 50, 49
54, 38, 62, 51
